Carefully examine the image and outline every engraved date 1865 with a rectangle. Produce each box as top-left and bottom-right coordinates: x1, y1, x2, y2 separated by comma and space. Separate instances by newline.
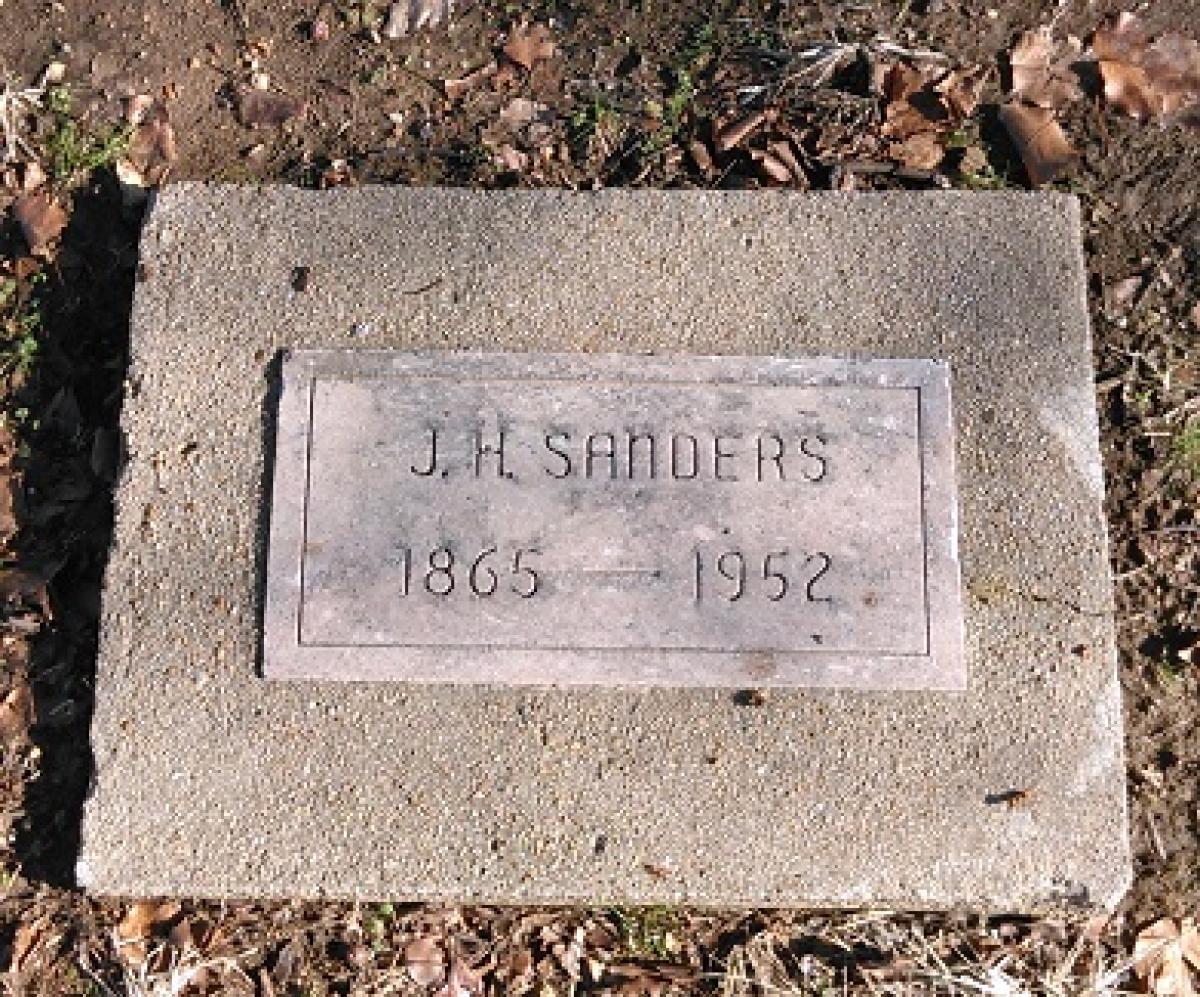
397, 545, 541, 598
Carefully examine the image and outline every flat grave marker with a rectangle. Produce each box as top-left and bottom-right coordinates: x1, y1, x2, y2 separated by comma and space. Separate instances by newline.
80, 186, 1130, 910
265, 351, 963, 688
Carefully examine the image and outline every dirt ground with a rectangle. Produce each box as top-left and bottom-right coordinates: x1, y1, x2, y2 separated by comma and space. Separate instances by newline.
0, 0, 1195, 993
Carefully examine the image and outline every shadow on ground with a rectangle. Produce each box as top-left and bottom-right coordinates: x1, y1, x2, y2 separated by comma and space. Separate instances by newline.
11, 180, 139, 887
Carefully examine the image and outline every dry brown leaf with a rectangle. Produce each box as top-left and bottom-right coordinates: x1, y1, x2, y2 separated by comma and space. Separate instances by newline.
1010, 27, 1053, 92
503, 21, 555, 72
491, 61, 517, 89
1134, 918, 1200, 997
1092, 11, 1149, 65
0, 570, 47, 617
891, 130, 944, 169
958, 144, 989, 175
880, 68, 955, 140
444, 60, 497, 101
120, 96, 177, 187
8, 916, 55, 977
13, 192, 67, 256
502, 947, 534, 989
1099, 59, 1159, 119
405, 936, 447, 986
1143, 33, 1200, 119
237, 88, 305, 127
1106, 274, 1144, 312
750, 148, 792, 183
117, 900, 182, 968
861, 957, 920, 984
0, 682, 32, 742
878, 62, 953, 140
608, 961, 698, 996
998, 101, 1076, 185
882, 62, 930, 102
767, 139, 805, 182
1009, 26, 1083, 107
0, 460, 16, 542
1183, 920, 1200, 973
688, 139, 714, 176
882, 100, 935, 139
553, 926, 586, 981
714, 110, 766, 152
493, 143, 528, 171
936, 66, 988, 117
118, 900, 182, 940
167, 916, 203, 954
1191, 301, 1200, 328
1092, 14, 1200, 124
0, 490, 15, 539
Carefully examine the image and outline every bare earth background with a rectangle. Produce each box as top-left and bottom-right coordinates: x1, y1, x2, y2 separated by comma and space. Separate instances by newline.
0, 0, 1195, 993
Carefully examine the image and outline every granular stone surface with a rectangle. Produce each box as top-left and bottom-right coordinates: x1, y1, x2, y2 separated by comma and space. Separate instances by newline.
80, 185, 1130, 909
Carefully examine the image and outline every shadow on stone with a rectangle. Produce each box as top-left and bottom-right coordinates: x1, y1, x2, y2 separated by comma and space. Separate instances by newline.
253, 350, 284, 679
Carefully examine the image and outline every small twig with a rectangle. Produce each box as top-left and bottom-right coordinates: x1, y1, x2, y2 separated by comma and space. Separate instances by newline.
873, 39, 952, 63
1146, 810, 1168, 862
772, 42, 859, 98
0, 79, 46, 163
399, 276, 442, 295
829, 158, 952, 189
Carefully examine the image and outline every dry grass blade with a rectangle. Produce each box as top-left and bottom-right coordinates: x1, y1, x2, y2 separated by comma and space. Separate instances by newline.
384, 0, 457, 39
82, 939, 258, 997
711, 914, 1154, 997
719, 931, 810, 997
775, 42, 858, 93
0, 79, 44, 162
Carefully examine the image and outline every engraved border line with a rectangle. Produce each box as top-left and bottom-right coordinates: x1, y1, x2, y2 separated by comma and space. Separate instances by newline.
296, 375, 934, 657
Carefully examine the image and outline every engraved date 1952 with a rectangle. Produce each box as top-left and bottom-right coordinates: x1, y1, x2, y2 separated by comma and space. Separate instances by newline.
693, 548, 832, 603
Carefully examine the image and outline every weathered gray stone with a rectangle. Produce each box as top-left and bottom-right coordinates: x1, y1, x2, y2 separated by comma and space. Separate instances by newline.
80, 185, 1129, 910
265, 351, 964, 689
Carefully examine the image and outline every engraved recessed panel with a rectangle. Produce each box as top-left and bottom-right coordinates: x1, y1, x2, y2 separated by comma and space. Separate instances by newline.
264, 352, 964, 689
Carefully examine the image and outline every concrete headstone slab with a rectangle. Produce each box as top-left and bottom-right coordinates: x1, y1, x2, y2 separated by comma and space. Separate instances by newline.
80, 185, 1130, 910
